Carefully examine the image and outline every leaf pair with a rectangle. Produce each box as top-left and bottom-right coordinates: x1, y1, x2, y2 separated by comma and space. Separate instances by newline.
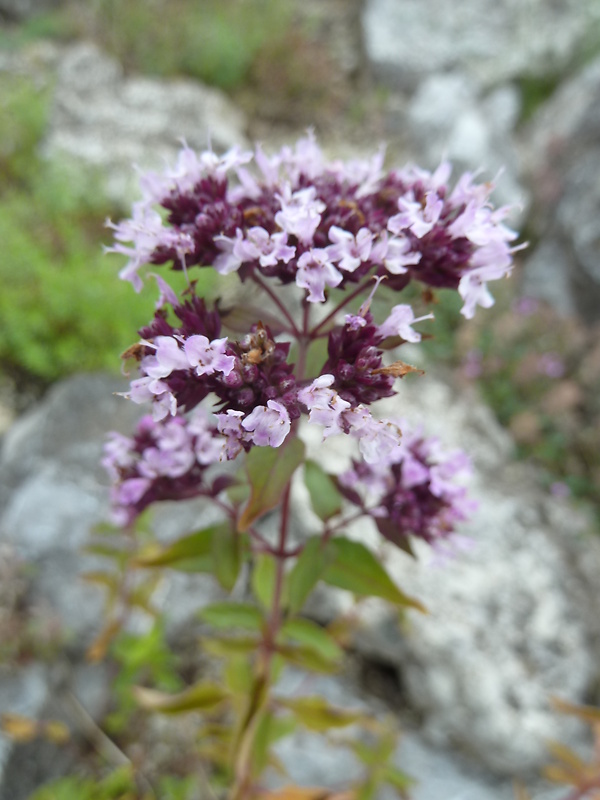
134, 520, 242, 590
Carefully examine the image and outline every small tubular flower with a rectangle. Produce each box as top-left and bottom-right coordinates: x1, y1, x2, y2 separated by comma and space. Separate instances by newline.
241, 400, 291, 447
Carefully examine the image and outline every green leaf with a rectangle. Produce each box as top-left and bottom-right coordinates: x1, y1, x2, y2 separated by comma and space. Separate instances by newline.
304, 460, 343, 522
133, 523, 229, 571
199, 602, 263, 631
221, 304, 286, 336
280, 617, 342, 663
278, 696, 363, 732
238, 438, 305, 530
322, 537, 426, 611
212, 523, 241, 590
224, 655, 254, 695
133, 681, 228, 714
286, 536, 332, 613
202, 635, 260, 658
276, 643, 340, 674
227, 479, 250, 508
251, 553, 277, 609
384, 765, 415, 792
304, 337, 330, 379
250, 710, 297, 776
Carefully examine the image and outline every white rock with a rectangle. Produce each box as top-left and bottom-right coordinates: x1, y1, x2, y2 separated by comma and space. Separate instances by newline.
43, 43, 248, 205
363, 0, 600, 89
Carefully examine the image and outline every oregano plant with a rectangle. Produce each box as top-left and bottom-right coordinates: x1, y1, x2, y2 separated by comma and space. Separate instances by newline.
96, 132, 521, 798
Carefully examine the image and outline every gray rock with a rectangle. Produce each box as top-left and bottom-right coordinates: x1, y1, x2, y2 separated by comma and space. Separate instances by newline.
301, 376, 599, 776
520, 56, 600, 321
43, 43, 248, 204
0, 375, 231, 797
406, 73, 528, 217
269, 669, 550, 799
0, 374, 224, 647
0, 664, 49, 778
363, 0, 600, 90
0, 662, 113, 800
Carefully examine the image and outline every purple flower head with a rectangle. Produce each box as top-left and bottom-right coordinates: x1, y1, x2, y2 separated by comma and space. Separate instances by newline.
323, 311, 394, 406
340, 423, 475, 548
103, 408, 232, 525
109, 135, 519, 316
106, 135, 520, 536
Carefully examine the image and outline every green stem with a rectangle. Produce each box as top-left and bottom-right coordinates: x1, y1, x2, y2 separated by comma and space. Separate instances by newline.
228, 482, 292, 800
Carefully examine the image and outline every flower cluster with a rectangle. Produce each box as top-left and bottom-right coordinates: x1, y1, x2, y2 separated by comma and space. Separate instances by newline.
339, 424, 476, 548
108, 132, 519, 319
104, 134, 519, 545
102, 408, 229, 525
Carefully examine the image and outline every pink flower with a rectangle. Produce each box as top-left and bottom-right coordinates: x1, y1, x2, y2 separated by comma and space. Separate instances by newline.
296, 249, 343, 303
125, 376, 177, 420
389, 190, 443, 239
342, 406, 403, 464
241, 400, 291, 447
149, 336, 190, 375
298, 375, 351, 438
327, 226, 373, 273
215, 410, 246, 460
275, 187, 325, 245
184, 336, 235, 377
372, 232, 421, 275
377, 305, 434, 342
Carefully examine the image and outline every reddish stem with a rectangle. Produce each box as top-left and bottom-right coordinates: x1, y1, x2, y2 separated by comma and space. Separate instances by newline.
310, 278, 373, 337
251, 272, 300, 336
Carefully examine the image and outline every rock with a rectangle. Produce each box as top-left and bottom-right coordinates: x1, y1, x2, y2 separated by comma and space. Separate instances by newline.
405, 73, 528, 217
520, 56, 600, 322
43, 43, 248, 205
301, 375, 600, 776
0, 374, 228, 797
0, 373, 224, 648
363, 0, 600, 91
0, 662, 112, 800
269, 669, 557, 799
0, 664, 49, 779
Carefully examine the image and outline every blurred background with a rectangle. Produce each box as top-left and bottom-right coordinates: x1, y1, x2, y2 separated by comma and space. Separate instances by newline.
1, 1, 600, 798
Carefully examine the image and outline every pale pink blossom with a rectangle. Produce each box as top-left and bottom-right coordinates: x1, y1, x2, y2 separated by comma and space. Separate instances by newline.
327, 226, 373, 272
275, 186, 325, 245
215, 410, 246, 460
298, 375, 350, 438
296, 249, 343, 303
184, 336, 235, 377
377, 304, 434, 342
241, 400, 291, 447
